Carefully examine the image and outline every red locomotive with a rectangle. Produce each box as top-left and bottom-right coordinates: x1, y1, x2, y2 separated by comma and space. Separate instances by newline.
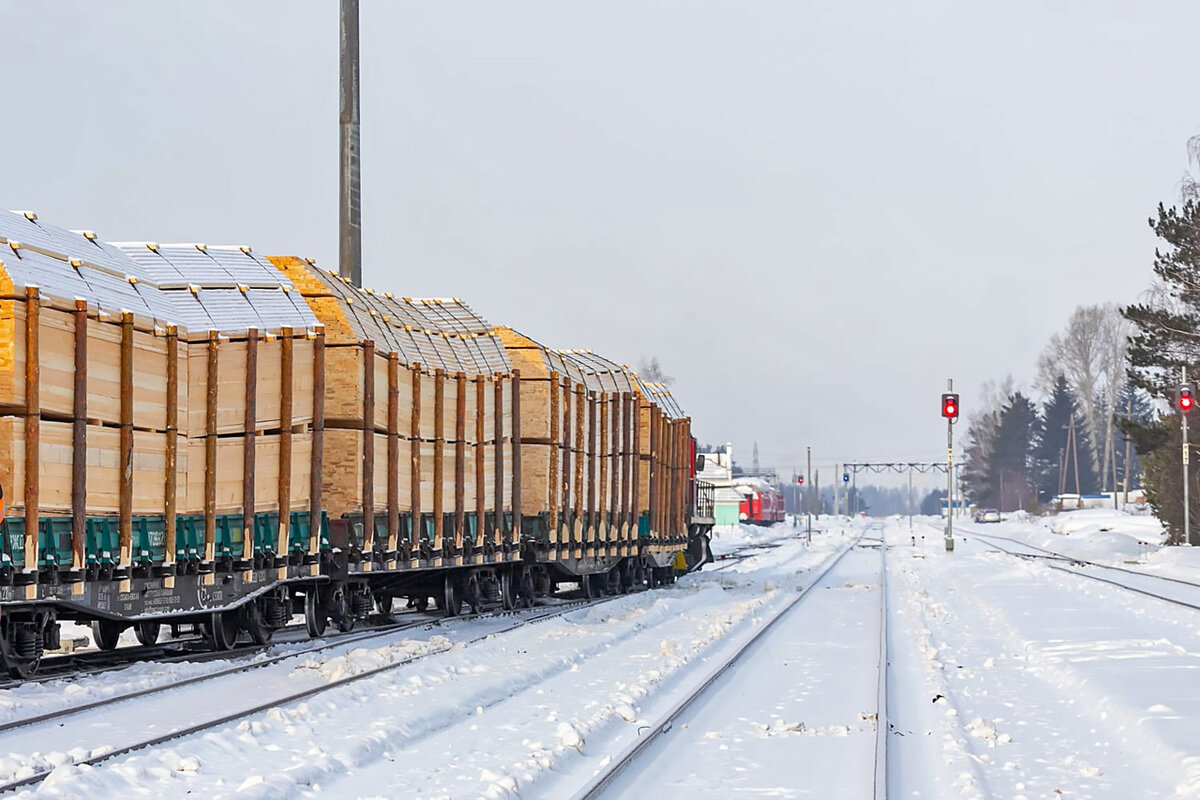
737, 482, 786, 525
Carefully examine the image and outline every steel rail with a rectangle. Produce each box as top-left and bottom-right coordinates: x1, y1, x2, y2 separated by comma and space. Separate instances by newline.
965, 531, 1200, 611
0, 593, 619, 795
572, 535, 869, 800
873, 528, 890, 800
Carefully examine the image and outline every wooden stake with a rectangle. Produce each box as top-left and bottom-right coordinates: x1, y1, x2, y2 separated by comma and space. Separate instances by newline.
601, 393, 611, 548
433, 369, 445, 555
574, 385, 584, 548
549, 372, 560, 545
164, 324, 178, 564
621, 392, 632, 544
410, 364, 422, 556
310, 327, 326, 553
587, 391, 597, 549
474, 377, 485, 551
72, 299, 87, 569
362, 340, 375, 552
243, 328, 258, 558
511, 370, 522, 547
493, 374, 504, 546
119, 311, 133, 566
205, 330, 218, 561
23, 287, 39, 574
561, 377, 572, 546
387, 353, 399, 554
454, 371, 466, 555
277, 328, 294, 560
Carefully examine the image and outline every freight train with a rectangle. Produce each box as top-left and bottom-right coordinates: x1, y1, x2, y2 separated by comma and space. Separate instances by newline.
0, 210, 715, 678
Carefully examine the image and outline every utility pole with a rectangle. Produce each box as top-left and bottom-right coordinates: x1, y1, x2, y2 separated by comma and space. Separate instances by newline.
834, 463, 840, 520
806, 446, 812, 544
339, 0, 363, 286
1123, 395, 1132, 508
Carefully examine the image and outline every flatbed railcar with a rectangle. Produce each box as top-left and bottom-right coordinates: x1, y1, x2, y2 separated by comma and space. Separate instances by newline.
0, 211, 715, 678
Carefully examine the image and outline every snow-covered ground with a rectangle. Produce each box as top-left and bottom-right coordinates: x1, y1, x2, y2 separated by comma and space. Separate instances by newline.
8, 510, 1200, 798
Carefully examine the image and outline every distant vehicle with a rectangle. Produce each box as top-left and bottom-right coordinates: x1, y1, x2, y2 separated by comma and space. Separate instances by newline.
974, 509, 1001, 523
738, 486, 787, 525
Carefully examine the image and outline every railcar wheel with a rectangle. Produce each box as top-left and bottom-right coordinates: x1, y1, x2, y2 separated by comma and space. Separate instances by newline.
210, 610, 240, 651
443, 575, 461, 617
499, 569, 516, 611
92, 619, 123, 651
518, 566, 536, 608
580, 573, 596, 599
2, 622, 44, 679
647, 567, 659, 590
134, 622, 161, 647
242, 601, 273, 647
305, 589, 328, 637
376, 592, 395, 615
464, 573, 483, 615
330, 587, 355, 633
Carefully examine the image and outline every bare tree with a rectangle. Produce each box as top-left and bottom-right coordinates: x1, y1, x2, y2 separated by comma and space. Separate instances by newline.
1036, 304, 1129, 490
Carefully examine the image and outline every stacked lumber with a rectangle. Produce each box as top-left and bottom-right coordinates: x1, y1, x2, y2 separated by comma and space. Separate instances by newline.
268, 257, 515, 558
0, 211, 319, 568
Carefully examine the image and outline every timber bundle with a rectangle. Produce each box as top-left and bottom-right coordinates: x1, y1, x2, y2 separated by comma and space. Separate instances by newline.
0, 210, 695, 578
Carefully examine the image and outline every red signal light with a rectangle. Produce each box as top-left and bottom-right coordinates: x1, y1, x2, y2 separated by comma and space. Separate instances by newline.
797, 475, 804, 485
1180, 387, 1194, 413
941, 392, 960, 420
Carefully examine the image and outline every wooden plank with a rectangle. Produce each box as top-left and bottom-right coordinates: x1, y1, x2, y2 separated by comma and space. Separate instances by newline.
72, 299, 87, 568
23, 287, 38, 572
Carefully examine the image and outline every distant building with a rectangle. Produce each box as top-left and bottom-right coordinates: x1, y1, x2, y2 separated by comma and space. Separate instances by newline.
698, 443, 742, 527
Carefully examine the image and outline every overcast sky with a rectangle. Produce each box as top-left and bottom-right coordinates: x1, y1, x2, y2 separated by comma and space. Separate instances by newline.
4, 1, 1197, 484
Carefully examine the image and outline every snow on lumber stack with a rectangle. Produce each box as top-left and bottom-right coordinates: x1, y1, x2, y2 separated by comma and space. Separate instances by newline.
0, 212, 319, 536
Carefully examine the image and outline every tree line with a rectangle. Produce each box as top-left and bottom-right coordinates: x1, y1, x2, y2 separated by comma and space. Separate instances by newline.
963, 139, 1200, 541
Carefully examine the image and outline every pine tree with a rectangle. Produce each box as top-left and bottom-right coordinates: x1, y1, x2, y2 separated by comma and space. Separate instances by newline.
990, 392, 1041, 511
1034, 377, 1100, 500
1123, 199, 1200, 540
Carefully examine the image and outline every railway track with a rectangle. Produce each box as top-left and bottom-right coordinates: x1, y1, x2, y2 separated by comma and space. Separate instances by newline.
572, 529, 890, 799
963, 527, 1200, 610
0, 592, 624, 794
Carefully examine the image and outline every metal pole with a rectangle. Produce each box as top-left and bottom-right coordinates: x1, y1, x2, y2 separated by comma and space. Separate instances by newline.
834, 463, 840, 521
946, 378, 955, 552
806, 446, 812, 544
339, 0, 363, 286
908, 469, 913, 531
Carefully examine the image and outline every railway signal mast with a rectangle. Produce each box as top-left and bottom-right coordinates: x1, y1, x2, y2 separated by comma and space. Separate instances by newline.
340, 0, 363, 286
941, 382, 959, 552
1180, 370, 1193, 545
